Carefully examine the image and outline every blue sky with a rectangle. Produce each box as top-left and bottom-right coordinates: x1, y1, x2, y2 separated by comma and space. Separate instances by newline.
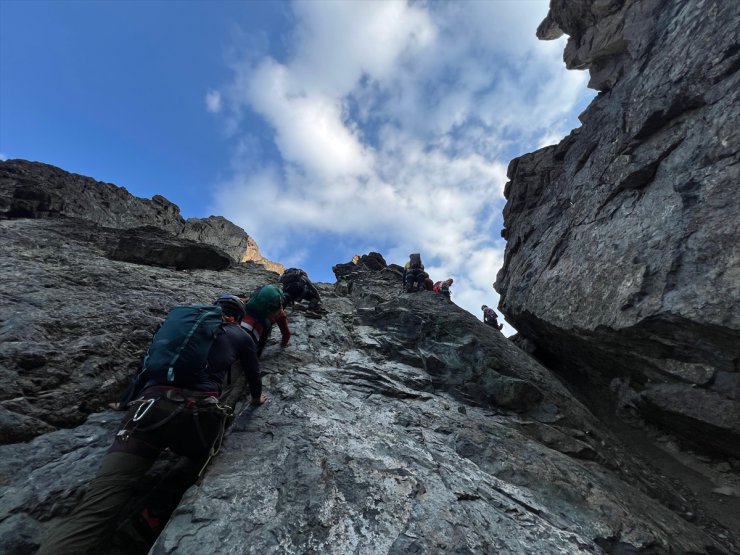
0, 0, 594, 334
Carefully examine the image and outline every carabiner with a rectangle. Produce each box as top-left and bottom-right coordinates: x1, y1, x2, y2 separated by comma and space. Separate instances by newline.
132, 398, 156, 422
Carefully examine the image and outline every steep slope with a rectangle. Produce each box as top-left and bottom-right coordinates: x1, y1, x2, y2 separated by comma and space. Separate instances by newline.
1, 206, 736, 552
496, 0, 739, 456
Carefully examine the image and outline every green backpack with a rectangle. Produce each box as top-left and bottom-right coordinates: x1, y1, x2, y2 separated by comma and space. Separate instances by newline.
245, 285, 284, 326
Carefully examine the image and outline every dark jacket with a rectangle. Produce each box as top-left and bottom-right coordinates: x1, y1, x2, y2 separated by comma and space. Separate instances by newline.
136, 322, 261, 399
483, 308, 502, 329
200, 323, 261, 399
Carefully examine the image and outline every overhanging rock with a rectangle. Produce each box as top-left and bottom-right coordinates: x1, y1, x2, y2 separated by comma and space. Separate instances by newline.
496, 0, 740, 456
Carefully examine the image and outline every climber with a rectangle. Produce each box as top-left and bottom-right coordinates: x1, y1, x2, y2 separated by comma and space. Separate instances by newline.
39, 295, 266, 555
239, 284, 291, 356
433, 278, 454, 298
482, 305, 504, 330
279, 267, 322, 309
403, 253, 428, 292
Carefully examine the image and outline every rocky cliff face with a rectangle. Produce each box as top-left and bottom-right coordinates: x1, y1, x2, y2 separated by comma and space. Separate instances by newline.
496, 0, 739, 459
0, 160, 283, 272
1, 177, 738, 553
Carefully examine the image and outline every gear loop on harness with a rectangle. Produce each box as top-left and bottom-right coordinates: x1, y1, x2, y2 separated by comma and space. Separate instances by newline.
114, 385, 237, 482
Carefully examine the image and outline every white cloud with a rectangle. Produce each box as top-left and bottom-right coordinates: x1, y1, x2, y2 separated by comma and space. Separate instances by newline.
289, 0, 436, 96
205, 89, 222, 113
538, 132, 566, 149
209, 0, 594, 334
0, 153, 7, 161
245, 62, 374, 178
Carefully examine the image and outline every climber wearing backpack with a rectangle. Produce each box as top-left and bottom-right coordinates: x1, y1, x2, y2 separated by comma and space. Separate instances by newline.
240, 284, 291, 356
403, 253, 428, 292
279, 267, 322, 309
433, 278, 454, 298
482, 305, 504, 330
39, 295, 266, 555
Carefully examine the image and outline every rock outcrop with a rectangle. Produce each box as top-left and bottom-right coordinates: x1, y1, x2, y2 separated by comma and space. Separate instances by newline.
0, 160, 283, 272
496, 0, 740, 457
1, 189, 738, 553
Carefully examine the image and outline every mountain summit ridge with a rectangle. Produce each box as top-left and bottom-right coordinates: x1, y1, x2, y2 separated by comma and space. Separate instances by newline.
0, 159, 283, 273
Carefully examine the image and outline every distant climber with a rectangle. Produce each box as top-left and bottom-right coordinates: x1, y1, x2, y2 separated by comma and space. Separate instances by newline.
39, 295, 266, 555
403, 253, 429, 292
433, 278, 454, 298
279, 268, 322, 309
240, 284, 291, 356
482, 305, 504, 330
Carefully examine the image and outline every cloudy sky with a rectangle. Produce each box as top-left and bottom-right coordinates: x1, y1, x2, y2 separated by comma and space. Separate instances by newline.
0, 0, 594, 334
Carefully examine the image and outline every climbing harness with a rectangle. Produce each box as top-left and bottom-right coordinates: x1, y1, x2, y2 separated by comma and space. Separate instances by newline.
115, 388, 233, 457
240, 318, 263, 346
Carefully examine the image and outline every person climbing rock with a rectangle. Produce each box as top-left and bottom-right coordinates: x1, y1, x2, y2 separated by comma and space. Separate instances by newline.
279, 268, 322, 309
403, 253, 428, 292
433, 278, 454, 298
482, 305, 504, 330
39, 295, 266, 555
239, 284, 291, 356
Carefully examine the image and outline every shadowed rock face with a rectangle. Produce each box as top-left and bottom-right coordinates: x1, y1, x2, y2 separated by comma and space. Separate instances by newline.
109, 225, 234, 270
496, 0, 740, 456
2, 220, 737, 553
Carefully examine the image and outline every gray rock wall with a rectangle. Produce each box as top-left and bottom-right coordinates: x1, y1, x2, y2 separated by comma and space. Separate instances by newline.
1, 243, 736, 554
0, 217, 278, 441
496, 0, 740, 456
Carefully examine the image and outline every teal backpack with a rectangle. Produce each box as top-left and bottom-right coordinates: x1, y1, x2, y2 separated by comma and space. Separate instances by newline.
138, 304, 224, 389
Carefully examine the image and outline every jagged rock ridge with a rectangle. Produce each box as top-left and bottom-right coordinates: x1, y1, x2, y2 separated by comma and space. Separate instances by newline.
496, 0, 739, 457
0, 160, 283, 272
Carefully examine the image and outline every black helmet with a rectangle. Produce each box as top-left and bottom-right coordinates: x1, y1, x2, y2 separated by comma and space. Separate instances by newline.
214, 294, 246, 319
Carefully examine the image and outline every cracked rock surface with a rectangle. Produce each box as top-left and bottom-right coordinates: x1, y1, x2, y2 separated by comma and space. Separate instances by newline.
151, 257, 734, 554
0, 195, 737, 552
496, 0, 740, 457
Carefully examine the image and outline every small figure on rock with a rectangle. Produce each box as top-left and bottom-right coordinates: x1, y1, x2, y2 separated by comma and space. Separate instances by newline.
39, 295, 266, 555
433, 278, 454, 298
482, 305, 504, 330
403, 253, 429, 292
239, 284, 291, 355
279, 267, 323, 311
